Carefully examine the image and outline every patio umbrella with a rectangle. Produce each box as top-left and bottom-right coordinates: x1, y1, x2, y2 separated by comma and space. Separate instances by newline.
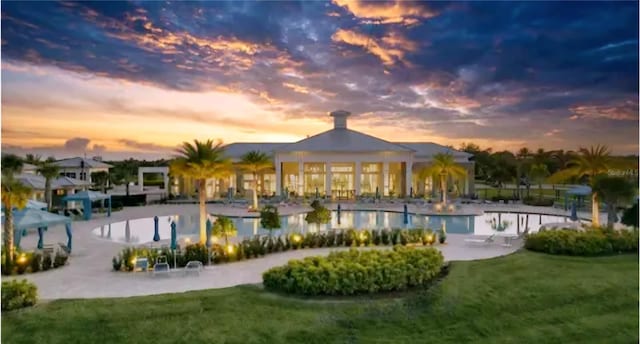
403, 204, 409, 225
37, 227, 44, 249
284, 187, 289, 200
153, 216, 160, 242
570, 202, 579, 222
315, 187, 319, 199
170, 222, 177, 250
410, 187, 413, 198
375, 186, 379, 200
65, 223, 72, 252
337, 204, 341, 225
205, 218, 212, 248
125, 220, 131, 243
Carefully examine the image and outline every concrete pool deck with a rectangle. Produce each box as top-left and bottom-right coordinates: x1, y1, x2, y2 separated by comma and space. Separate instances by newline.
3, 203, 599, 300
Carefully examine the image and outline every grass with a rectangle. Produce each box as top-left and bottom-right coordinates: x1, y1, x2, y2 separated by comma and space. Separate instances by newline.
2, 251, 638, 344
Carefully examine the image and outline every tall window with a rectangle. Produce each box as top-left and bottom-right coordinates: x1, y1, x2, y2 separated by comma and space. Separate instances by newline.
388, 163, 402, 197
281, 162, 299, 195
360, 163, 381, 195
304, 163, 325, 195
331, 163, 354, 198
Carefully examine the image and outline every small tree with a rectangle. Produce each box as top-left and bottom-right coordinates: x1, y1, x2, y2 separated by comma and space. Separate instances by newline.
305, 201, 331, 230
621, 202, 639, 228
592, 175, 636, 228
529, 163, 550, 199
260, 205, 281, 237
213, 216, 237, 246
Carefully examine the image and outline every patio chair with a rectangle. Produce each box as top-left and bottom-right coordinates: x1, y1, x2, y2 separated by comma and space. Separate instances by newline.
184, 261, 204, 276
133, 257, 149, 272
41, 244, 55, 256
464, 234, 496, 245
153, 255, 170, 277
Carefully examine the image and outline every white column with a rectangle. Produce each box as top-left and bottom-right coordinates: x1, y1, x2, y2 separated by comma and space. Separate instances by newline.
275, 159, 282, 196
355, 161, 361, 196
163, 173, 169, 195
325, 162, 332, 197
298, 161, 304, 196
138, 169, 144, 192
405, 161, 413, 197
383, 162, 389, 196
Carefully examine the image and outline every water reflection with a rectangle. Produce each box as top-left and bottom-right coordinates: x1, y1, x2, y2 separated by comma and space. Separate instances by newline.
92, 211, 572, 245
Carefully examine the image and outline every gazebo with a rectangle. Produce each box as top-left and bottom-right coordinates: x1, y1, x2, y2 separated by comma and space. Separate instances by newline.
8, 208, 73, 252
62, 190, 112, 220
564, 185, 591, 210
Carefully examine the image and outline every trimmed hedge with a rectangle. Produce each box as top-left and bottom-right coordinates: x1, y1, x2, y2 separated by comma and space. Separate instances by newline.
262, 246, 444, 296
522, 197, 555, 207
2, 279, 38, 311
525, 228, 639, 256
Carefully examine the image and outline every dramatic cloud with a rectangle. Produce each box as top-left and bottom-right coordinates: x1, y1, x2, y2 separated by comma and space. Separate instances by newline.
1, 1, 638, 156
332, 0, 436, 25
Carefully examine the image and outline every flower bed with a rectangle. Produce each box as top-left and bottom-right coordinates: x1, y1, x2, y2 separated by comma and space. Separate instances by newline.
1, 250, 69, 276
262, 246, 445, 296
525, 227, 638, 256
112, 228, 443, 271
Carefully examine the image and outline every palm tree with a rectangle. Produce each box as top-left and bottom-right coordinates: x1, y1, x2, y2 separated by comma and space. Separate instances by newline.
24, 153, 42, 165
91, 171, 110, 193
529, 163, 549, 199
2, 178, 32, 266
37, 161, 60, 211
111, 159, 138, 196
592, 175, 636, 228
237, 151, 273, 210
549, 145, 618, 226
170, 140, 232, 244
419, 153, 467, 204
516, 148, 531, 198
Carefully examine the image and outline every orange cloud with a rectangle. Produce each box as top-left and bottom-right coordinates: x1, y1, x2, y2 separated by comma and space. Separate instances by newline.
331, 29, 417, 66
332, 0, 436, 25
569, 100, 638, 121
282, 82, 310, 94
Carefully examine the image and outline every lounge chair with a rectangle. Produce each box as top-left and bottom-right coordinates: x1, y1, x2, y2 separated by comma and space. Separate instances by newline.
184, 261, 203, 276
134, 257, 149, 272
464, 234, 496, 245
153, 256, 170, 277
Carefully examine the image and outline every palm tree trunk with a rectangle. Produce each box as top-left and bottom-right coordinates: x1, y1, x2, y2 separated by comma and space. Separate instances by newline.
4, 210, 14, 266
199, 179, 207, 244
252, 172, 258, 210
606, 203, 617, 228
441, 175, 447, 204
591, 192, 600, 227
45, 178, 52, 211
125, 183, 130, 197
538, 183, 543, 199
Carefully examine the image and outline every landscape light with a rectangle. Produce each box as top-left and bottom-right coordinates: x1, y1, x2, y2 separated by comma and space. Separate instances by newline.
17, 254, 27, 264
226, 245, 234, 254
292, 234, 302, 243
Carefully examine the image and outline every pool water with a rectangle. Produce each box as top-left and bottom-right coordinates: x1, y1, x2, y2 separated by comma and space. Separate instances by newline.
92, 210, 575, 245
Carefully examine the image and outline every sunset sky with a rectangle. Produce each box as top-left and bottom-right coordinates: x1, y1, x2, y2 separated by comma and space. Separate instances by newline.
1, 1, 638, 160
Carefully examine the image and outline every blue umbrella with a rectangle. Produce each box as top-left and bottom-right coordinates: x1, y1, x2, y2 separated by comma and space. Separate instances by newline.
403, 204, 409, 225
65, 223, 72, 253
570, 202, 578, 221
205, 218, 212, 248
153, 216, 160, 242
170, 221, 177, 250
337, 204, 341, 225
37, 227, 44, 249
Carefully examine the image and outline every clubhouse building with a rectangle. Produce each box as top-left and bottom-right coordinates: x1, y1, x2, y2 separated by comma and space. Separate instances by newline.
178, 110, 474, 200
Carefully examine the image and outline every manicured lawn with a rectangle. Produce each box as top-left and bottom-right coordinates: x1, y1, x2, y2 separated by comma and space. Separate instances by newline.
2, 252, 638, 344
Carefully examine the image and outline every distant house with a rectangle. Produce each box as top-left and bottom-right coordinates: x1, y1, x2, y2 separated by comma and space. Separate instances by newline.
21, 163, 38, 174
53, 157, 112, 183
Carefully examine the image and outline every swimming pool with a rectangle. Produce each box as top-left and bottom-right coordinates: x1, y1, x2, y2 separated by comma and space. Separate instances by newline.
92, 210, 576, 245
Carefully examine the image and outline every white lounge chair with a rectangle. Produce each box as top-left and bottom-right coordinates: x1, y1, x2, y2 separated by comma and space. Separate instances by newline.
464, 234, 496, 245
153, 256, 170, 277
184, 261, 203, 276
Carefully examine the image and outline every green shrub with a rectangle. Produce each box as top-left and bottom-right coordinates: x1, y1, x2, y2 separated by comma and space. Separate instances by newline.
53, 251, 68, 268
42, 253, 52, 271
525, 228, 639, 256
263, 246, 444, 296
29, 253, 42, 273
260, 205, 281, 234
2, 279, 37, 311
112, 256, 122, 271
183, 243, 208, 265
381, 230, 390, 245
438, 228, 447, 244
